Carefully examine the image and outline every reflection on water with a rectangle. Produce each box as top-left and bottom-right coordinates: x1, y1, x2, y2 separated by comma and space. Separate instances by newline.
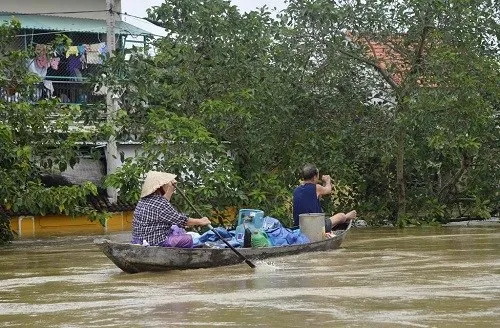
0, 227, 499, 327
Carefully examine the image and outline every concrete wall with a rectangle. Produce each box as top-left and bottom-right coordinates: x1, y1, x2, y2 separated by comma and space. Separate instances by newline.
59, 143, 142, 187
61, 157, 106, 186
0, 0, 121, 20
118, 143, 143, 162
105, 142, 143, 177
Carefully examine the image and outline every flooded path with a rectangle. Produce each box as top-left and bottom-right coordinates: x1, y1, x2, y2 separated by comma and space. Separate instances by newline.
0, 227, 499, 327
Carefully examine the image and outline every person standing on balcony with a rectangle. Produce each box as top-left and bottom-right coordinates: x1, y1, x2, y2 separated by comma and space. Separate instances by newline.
292, 164, 357, 231
131, 171, 211, 247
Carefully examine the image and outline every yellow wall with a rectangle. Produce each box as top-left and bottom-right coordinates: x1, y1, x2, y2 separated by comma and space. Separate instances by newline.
10, 211, 133, 239
9, 207, 239, 239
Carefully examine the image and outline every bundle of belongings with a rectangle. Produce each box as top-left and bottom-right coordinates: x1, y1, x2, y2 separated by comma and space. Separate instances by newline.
134, 209, 310, 249
260, 216, 310, 246
185, 212, 310, 249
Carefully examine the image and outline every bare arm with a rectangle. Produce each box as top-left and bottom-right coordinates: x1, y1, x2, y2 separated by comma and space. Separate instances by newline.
316, 175, 332, 197
186, 217, 211, 226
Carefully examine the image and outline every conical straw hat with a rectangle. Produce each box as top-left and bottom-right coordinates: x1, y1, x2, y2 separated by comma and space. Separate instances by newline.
140, 171, 177, 198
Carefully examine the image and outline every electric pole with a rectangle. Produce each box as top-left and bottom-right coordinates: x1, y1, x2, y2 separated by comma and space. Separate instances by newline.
105, 0, 118, 203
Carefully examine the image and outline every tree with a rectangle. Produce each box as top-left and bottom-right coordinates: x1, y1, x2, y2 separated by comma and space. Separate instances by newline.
0, 21, 108, 244
278, 0, 499, 223
31, 0, 496, 230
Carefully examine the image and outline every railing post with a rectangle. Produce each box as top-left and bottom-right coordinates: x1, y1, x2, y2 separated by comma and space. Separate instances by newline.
17, 216, 35, 237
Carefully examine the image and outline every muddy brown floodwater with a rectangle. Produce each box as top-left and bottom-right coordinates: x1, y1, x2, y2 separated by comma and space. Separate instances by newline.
0, 226, 499, 327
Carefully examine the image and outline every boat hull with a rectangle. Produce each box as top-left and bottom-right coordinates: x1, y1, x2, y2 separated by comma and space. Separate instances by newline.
95, 222, 351, 273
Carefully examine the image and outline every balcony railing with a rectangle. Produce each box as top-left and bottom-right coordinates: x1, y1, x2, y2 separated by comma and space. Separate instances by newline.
1, 77, 105, 104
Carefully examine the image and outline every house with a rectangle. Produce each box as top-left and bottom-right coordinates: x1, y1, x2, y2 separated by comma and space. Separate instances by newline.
0, 0, 153, 237
0, 0, 151, 103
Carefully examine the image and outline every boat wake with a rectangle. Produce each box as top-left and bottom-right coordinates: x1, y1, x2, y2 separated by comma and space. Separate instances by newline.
253, 260, 285, 272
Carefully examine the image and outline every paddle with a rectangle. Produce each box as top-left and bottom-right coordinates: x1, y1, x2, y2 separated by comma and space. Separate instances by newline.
176, 187, 256, 269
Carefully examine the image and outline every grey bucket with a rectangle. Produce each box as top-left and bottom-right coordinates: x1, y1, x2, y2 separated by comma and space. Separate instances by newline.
299, 213, 326, 242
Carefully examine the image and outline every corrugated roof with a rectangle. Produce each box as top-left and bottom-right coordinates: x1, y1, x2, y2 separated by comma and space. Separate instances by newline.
0, 12, 151, 36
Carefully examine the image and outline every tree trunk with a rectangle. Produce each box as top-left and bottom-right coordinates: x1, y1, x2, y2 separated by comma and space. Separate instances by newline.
396, 121, 406, 221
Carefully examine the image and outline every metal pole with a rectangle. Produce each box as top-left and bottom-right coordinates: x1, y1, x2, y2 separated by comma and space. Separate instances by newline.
105, 0, 118, 203
106, 0, 116, 53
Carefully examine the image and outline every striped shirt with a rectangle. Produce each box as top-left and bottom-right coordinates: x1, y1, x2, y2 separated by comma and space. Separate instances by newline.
132, 194, 188, 246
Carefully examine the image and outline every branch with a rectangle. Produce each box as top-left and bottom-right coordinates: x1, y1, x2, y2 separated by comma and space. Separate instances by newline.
409, 7, 434, 76
406, 25, 432, 79
335, 47, 399, 90
438, 153, 473, 201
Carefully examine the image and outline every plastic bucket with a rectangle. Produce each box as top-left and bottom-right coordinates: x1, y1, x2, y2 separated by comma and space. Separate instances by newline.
299, 213, 326, 242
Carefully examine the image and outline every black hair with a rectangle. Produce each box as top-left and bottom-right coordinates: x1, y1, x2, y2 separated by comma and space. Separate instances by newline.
301, 164, 318, 180
155, 186, 166, 196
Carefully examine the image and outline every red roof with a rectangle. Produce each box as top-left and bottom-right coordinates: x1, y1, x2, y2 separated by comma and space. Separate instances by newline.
365, 39, 407, 85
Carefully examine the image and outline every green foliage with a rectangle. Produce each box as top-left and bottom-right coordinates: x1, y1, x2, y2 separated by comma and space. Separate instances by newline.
276, 0, 499, 224
3, 0, 497, 237
244, 171, 292, 225
0, 212, 13, 245
98, 0, 498, 227
9, 182, 99, 216
0, 21, 107, 241
0, 92, 104, 218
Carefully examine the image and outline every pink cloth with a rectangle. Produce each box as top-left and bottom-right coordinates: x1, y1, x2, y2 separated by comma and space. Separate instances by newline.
50, 57, 60, 70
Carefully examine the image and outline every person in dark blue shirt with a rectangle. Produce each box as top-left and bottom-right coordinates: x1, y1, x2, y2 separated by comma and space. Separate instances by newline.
293, 164, 357, 231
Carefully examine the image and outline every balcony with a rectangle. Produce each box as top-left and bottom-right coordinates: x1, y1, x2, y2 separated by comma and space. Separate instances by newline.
1, 78, 105, 104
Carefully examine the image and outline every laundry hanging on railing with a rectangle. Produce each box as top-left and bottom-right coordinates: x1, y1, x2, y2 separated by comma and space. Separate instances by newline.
26, 44, 55, 95
87, 42, 106, 64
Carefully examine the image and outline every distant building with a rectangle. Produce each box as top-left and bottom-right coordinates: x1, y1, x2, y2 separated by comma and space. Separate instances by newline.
0, 1, 151, 236
0, 0, 150, 103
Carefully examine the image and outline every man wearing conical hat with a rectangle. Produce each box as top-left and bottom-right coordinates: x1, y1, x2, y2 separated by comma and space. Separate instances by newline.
131, 171, 211, 247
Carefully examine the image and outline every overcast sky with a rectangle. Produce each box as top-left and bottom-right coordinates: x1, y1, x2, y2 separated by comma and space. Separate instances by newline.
121, 0, 287, 35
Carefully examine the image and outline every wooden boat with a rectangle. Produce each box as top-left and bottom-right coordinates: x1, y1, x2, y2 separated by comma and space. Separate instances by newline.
95, 221, 352, 273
